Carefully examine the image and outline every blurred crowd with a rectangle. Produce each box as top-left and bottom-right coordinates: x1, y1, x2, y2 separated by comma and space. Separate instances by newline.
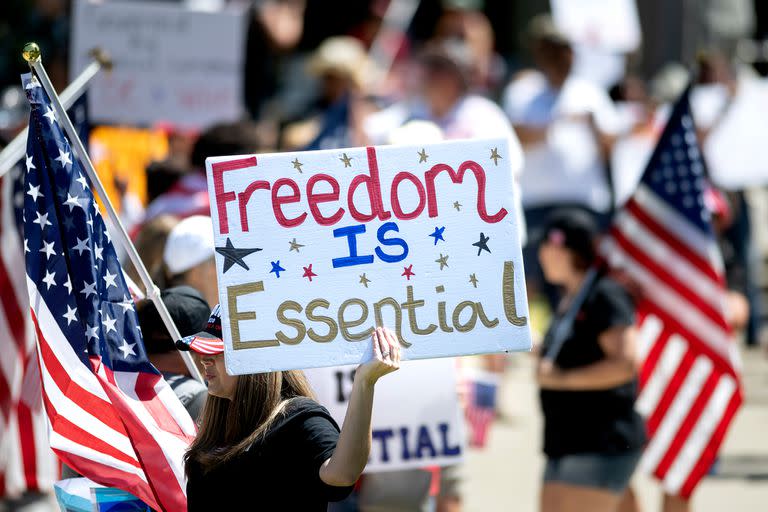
3, 0, 768, 511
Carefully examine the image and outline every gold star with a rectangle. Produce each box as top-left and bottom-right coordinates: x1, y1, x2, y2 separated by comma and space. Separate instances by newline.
469, 273, 479, 288
340, 153, 352, 167
291, 158, 303, 173
435, 253, 449, 270
490, 147, 502, 165
453, 201, 462, 211
418, 148, 428, 163
288, 238, 304, 252
359, 273, 371, 288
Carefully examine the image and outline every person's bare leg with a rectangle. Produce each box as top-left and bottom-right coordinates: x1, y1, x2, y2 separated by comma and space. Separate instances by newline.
662, 492, 690, 512
541, 482, 562, 512
547, 482, 622, 512
617, 486, 641, 512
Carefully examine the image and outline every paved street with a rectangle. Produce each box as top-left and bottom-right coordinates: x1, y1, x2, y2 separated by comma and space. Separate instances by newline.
464, 348, 768, 511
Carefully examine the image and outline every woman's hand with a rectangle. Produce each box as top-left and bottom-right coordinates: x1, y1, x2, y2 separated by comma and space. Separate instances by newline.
355, 327, 401, 386
536, 358, 565, 389
537, 325, 638, 391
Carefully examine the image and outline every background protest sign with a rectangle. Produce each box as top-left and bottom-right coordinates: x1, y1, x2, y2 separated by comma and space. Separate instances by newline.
550, 0, 642, 53
305, 359, 464, 472
206, 138, 532, 375
701, 78, 768, 190
70, 0, 246, 129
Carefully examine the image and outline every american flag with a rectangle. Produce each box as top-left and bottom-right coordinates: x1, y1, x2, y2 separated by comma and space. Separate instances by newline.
21, 73, 195, 510
601, 87, 743, 498
0, 85, 91, 499
464, 370, 498, 448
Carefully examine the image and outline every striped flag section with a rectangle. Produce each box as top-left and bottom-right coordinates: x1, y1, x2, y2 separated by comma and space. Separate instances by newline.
464, 370, 498, 448
21, 72, 195, 511
0, 155, 58, 496
601, 87, 742, 498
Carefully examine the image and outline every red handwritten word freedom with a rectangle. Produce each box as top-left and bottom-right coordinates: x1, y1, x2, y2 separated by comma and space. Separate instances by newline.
212, 147, 507, 234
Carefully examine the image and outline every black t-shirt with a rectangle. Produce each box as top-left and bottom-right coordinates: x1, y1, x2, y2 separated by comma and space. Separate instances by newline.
539, 277, 646, 457
186, 397, 353, 511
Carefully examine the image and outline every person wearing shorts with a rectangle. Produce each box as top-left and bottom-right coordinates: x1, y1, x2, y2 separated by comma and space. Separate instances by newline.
535, 210, 645, 512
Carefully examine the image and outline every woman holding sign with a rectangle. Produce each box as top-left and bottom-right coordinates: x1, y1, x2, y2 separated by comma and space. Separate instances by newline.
180, 305, 401, 511
535, 210, 645, 512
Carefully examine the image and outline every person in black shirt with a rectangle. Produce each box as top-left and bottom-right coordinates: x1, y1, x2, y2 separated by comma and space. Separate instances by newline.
536, 210, 645, 512
178, 305, 401, 511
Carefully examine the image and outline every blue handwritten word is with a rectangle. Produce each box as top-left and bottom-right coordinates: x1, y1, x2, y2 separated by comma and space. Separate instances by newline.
332, 222, 408, 268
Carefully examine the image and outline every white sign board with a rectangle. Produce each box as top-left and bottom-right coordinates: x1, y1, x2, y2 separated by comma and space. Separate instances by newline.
551, 0, 641, 53
70, 0, 246, 129
702, 78, 768, 190
305, 359, 464, 472
206, 139, 531, 375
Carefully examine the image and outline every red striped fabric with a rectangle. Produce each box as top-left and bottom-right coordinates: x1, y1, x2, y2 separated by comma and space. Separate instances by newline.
624, 200, 724, 284
608, 207, 743, 497
0, 171, 58, 498
611, 226, 729, 330
464, 375, 498, 448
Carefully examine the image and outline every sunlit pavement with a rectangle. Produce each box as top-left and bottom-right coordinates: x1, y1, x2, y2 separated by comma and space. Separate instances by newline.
464, 347, 768, 512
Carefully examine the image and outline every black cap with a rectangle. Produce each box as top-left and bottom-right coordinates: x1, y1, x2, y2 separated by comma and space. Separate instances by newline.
136, 286, 211, 354
539, 209, 598, 264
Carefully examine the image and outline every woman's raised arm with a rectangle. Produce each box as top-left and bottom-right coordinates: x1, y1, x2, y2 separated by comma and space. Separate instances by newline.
319, 326, 400, 486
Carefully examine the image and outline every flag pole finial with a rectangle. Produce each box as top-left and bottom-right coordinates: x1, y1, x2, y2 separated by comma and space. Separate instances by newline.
22, 42, 41, 63
88, 47, 113, 72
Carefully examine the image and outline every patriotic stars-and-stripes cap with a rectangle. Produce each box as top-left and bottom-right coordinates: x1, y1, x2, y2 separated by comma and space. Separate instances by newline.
176, 304, 224, 355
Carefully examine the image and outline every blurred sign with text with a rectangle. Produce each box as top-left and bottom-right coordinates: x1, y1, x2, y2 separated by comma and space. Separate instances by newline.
305, 359, 464, 472
551, 0, 641, 53
71, 0, 246, 129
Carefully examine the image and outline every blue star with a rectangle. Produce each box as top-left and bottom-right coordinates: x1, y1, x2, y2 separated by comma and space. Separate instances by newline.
428, 226, 446, 245
270, 261, 286, 278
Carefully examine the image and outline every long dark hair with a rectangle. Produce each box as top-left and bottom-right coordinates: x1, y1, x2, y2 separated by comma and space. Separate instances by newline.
185, 370, 314, 475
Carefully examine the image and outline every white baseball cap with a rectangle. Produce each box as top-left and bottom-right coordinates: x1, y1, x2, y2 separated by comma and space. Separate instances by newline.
163, 215, 215, 275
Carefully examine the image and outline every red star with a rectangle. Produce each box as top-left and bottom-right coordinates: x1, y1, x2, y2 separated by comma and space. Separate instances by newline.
302, 264, 317, 282
401, 264, 415, 280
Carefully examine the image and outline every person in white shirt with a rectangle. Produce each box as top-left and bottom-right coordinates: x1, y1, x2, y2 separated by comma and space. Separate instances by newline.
365, 40, 526, 245
502, 14, 621, 304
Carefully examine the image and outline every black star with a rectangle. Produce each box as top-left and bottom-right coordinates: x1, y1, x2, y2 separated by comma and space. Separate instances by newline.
215, 238, 262, 273
472, 232, 491, 256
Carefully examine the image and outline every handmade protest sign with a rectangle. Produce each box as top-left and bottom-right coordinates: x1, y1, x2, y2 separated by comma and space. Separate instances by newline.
305, 359, 464, 472
206, 138, 531, 375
